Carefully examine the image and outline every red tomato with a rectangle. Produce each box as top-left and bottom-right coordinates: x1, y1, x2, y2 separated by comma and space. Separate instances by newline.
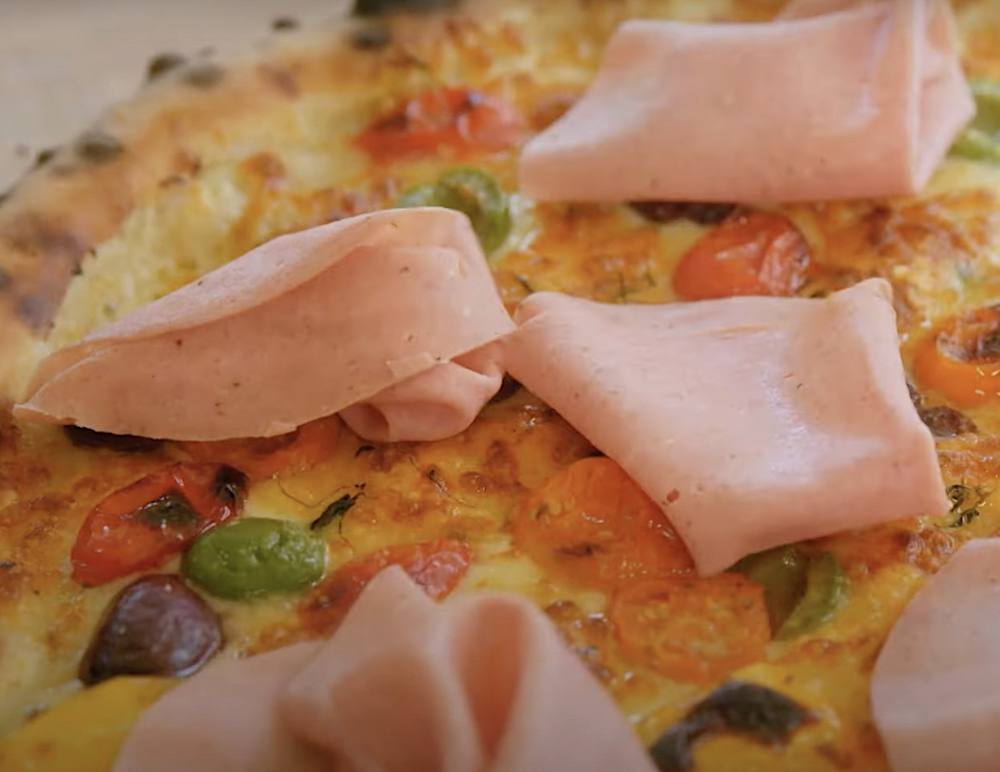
299, 539, 473, 635
357, 87, 522, 162
672, 211, 811, 301
71, 463, 247, 586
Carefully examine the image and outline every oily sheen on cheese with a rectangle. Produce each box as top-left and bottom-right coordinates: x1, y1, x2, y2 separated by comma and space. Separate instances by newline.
114, 567, 657, 772
14, 208, 513, 441
503, 280, 950, 575
519, 0, 973, 203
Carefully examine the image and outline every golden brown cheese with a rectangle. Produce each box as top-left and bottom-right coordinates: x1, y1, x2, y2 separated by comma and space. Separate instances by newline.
2, 2, 1000, 772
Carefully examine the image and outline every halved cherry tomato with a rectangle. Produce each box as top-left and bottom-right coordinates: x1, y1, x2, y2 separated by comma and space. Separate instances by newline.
913, 306, 1000, 408
357, 87, 522, 162
71, 464, 247, 587
672, 211, 810, 301
298, 538, 472, 635
178, 415, 340, 480
609, 574, 770, 683
511, 457, 693, 591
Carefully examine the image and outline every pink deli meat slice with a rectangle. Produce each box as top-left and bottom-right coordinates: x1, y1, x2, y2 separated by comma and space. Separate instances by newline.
112, 567, 657, 772
519, 0, 973, 203
871, 538, 1000, 772
502, 279, 949, 575
14, 208, 514, 441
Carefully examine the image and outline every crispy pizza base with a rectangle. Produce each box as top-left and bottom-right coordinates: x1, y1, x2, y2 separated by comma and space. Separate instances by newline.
2, 1, 1000, 771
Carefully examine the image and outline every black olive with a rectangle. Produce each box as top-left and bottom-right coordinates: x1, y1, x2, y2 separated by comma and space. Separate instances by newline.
63, 425, 163, 454
79, 574, 222, 685
649, 682, 815, 772
272, 16, 300, 30
146, 52, 186, 81
352, 0, 458, 16
351, 24, 393, 49
629, 201, 737, 226
182, 62, 225, 88
76, 132, 123, 164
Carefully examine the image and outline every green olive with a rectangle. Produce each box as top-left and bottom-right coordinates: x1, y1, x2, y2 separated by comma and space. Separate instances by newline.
951, 79, 1000, 162
397, 166, 512, 253
182, 518, 326, 600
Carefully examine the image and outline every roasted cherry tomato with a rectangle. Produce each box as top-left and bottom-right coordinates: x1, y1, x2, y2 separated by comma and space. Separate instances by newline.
299, 538, 472, 635
672, 211, 810, 301
71, 464, 247, 586
913, 306, 1000, 408
357, 87, 522, 162
609, 574, 770, 683
511, 457, 693, 591
178, 414, 340, 480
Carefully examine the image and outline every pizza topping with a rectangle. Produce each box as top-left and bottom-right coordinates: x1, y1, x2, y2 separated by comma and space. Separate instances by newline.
734, 547, 846, 641
71, 463, 247, 586
79, 574, 222, 685
907, 382, 977, 437
357, 87, 522, 163
298, 539, 472, 636
950, 79, 1000, 163
63, 425, 164, 454
649, 682, 816, 772
511, 457, 693, 591
182, 61, 225, 88
182, 518, 326, 600
114, 567, 657, 772
609, 575, 771, 683
913, 306, 1000, 408
671, 211, 811, 301
398, 167, 512, 253
145, 52, 186, 81
629, 202, 737, 226
871, 538, 1000, 772
519, 1, 973, 202
503, 279, 950, 575
75, 131, 123, 164
16, 209, 514, 441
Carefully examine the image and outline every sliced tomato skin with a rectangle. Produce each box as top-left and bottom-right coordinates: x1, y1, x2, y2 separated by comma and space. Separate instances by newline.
71, 463, 247, 587
672, 211, 811, 301
298, 539, 473, 635
357, 87, 522, 162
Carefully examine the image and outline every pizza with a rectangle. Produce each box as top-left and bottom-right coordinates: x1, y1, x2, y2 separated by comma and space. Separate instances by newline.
0, 0, 999, 770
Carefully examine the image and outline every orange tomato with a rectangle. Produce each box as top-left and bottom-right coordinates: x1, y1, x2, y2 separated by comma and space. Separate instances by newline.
357, 87, 522, 162
913, 306, 1000, 408
178, 414, 341, 480
609, 574, 770, 683
510, 457, 693, 590
298, 539, 473, 635
672, 211, 810, 301
71, 464, 246, 586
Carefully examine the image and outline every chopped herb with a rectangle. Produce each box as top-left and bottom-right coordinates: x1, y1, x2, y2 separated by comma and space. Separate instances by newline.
213, 466, 248, 506
947, 483, 987, 528
146, 52, 186, 80
310, 493, 360, 531
272, 16, 299, 30
183, 62, 224, 88
139, 492, 199, 529
75, 131, 123, 164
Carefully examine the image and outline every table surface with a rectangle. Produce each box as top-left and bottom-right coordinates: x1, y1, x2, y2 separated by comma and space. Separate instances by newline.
0, 0, 351, 190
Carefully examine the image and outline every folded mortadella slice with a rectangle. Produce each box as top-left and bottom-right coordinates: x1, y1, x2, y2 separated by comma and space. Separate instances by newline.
113, 567, 657, 772
871, 538, 1000, 772
503, 279, 949, 575
519, 0, 973, 203
14, 208, 514, 441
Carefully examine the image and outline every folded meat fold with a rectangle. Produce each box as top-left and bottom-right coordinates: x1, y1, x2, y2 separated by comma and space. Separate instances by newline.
112, 566, 657, 772
14, 208, 514, 441
519, 0, 974, 203
871, 538, 1000, 772
503, 279, 949, 575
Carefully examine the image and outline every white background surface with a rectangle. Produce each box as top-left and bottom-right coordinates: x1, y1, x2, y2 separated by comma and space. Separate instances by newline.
0, 0, 350, 189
